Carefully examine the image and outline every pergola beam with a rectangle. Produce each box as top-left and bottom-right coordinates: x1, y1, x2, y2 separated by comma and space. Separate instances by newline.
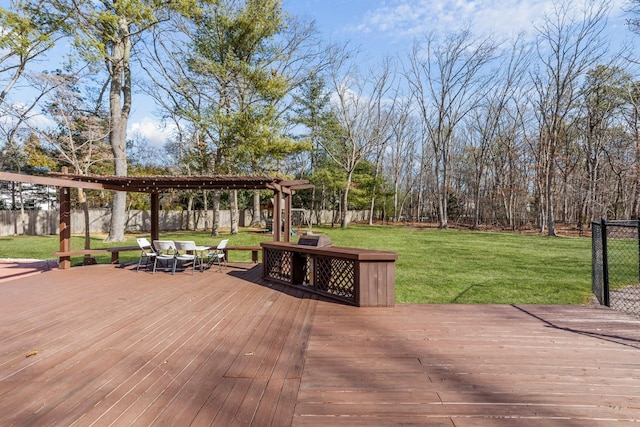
0, 171, 105, 190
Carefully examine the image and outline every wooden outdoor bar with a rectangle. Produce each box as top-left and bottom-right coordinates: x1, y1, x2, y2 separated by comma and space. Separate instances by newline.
261, 240, 397, 307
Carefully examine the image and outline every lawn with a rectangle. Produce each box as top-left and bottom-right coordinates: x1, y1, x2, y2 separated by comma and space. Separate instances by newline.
0, 225, 593, 305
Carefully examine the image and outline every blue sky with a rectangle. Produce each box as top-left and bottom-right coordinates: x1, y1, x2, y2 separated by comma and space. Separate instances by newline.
1, 0, 634, 147
282, 0, 632, 56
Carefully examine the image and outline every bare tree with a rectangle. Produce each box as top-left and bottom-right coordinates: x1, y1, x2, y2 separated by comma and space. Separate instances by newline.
627, 0, 640, 35
0, 70, 63, 234
491, 103, 532, 229
384, 95, 419, 222
406, 29, 498, 228
466, 36, 531, 229
35, 72, 110, 256
0, 1, 67, 222
624, 80, 640, 219
324, 54, 396, 228
577, 65, 630, 222
531, 0, 610, 235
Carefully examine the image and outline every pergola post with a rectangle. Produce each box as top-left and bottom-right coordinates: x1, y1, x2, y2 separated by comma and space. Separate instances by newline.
151, 193, 160, 242
283, 193, 292, 242
273, 188, 282, 241
59, 186, 71, 269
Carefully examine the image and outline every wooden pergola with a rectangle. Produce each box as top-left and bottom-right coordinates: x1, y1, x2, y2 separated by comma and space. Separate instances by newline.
0, 171, 312, 267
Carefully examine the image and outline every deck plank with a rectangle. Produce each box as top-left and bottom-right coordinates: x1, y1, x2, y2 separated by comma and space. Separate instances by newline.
0, 264, 639, 425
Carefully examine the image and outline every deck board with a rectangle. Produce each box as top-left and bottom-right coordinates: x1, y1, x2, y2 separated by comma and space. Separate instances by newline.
0, 263, 639, 425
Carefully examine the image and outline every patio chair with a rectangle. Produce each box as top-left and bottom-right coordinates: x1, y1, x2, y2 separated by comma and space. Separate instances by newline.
152, 240, 177, 274
135, 237, 157, 272
206, 239, 229, 272
174, 240, 200, 275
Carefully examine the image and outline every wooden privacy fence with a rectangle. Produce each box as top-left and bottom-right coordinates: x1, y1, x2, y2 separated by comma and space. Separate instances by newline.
0, 209, 371, 236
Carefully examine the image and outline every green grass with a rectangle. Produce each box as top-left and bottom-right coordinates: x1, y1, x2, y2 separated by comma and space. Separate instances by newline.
0, 225, 593, 305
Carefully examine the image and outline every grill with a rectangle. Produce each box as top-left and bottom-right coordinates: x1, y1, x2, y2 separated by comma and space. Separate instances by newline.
297, 234, 332, 247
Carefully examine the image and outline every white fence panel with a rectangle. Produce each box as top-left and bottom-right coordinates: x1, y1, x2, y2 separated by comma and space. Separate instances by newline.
0, 209, 370, 236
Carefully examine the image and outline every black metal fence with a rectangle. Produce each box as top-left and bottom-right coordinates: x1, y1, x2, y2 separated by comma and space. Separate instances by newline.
592, 219, 640, 316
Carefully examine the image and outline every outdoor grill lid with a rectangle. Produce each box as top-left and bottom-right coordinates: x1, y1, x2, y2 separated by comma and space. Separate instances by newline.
297, 234, 332, 247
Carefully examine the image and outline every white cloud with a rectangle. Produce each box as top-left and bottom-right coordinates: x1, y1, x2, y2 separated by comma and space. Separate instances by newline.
0, 102, 55, 132
129, 117, 173, 148
356, 0, 628, 42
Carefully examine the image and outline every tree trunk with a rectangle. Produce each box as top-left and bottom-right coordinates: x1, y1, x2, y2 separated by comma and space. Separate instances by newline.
186, 194, 193, 230
393, 181, 399, 222
340, 171, 353, 229
545, 140, 556, 236
230, 189, 238, 234
105, 17, 131, 242
546, 170, 556, 236
211, 189, 220, 236
203, 190, 210, 231
472, 166, 483, 230
435, 158, 448, 229
369, 195, 375, 225
80, 189, 90, 250
250, 190, 261, 227
309, 186, 316, 231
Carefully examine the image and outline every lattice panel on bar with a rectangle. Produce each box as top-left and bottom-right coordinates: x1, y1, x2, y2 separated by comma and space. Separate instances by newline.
302, 255, 312, 286
313, 256, 355, 299
265, 249, 293, 282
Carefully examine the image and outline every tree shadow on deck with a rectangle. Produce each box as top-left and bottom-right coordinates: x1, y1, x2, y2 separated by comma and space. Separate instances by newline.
513, 304, 640, 349
0, 259, 55, 284
228, 264, 352, 306
297, 302, 640, 425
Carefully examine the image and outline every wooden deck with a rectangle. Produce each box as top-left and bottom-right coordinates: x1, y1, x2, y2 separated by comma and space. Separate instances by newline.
1, 262, 639, 425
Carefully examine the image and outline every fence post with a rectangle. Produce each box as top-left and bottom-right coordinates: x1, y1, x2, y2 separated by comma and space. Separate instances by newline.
637, 219, 640, 285
601, 219, 610, 307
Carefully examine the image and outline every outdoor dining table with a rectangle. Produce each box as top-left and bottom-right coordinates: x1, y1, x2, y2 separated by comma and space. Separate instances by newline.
194, 244, 215, 271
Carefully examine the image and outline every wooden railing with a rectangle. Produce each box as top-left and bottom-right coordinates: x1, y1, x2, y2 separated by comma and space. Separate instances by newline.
223, 246, 261, 263
261, 242, 397, 307
54, 246, 140, 269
